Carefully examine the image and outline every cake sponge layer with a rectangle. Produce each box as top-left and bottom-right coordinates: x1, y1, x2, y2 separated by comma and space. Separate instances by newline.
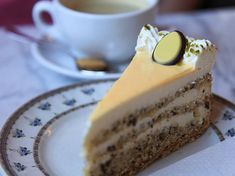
88, 114, 210, 176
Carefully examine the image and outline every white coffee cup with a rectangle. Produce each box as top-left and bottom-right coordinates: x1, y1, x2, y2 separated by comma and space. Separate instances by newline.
33, 0, 158, 63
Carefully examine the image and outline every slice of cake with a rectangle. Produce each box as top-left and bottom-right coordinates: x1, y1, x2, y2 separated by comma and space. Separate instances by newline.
84, 24, 216, 176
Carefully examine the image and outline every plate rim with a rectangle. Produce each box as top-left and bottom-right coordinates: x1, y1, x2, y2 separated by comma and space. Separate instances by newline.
1, 79, 234, 176
0, 79, 115, 176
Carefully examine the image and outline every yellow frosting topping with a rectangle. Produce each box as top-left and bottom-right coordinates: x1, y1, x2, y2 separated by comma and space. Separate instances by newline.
90, 51, 194, 121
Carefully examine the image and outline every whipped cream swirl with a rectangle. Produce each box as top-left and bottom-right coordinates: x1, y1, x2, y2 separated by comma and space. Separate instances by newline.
135, 24, 216, 68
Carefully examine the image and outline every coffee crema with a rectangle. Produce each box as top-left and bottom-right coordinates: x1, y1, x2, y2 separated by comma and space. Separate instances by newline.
61, 0, 149, 15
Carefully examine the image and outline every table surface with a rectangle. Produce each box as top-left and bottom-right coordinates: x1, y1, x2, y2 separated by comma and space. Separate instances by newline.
1, 8, 235, 174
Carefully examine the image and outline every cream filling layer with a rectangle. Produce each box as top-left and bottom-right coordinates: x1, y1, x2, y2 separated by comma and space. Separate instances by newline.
90, 85, 210, 157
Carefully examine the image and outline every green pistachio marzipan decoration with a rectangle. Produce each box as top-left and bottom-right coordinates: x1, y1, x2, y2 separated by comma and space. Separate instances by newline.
152, 31, 187, 65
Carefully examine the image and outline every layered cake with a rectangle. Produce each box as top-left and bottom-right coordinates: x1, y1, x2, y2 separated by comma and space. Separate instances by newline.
84, 24, 216, 176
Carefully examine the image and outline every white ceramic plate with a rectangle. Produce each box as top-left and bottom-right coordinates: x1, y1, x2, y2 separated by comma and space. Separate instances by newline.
1, 80, 235, 176
31, 43, 128, 80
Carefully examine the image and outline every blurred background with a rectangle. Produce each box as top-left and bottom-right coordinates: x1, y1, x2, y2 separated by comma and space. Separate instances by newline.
1, 0, 235, 25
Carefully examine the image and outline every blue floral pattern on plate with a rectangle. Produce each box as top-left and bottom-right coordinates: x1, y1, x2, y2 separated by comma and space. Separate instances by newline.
12, 129, 25, 138
13, 162, 26, 172
63, 99, 77, 106
18, 147, 32, 156
81, 88, 95, 96
226, 128, 235, 137
30, 118, 42, 127
38, 102, 51, 111
223, 110, 235, 120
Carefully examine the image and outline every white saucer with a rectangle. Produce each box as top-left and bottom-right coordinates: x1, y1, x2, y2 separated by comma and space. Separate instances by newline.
31, 43, 127, 80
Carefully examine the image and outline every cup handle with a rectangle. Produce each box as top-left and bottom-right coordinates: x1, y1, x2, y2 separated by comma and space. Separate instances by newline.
32, 1, 60, 37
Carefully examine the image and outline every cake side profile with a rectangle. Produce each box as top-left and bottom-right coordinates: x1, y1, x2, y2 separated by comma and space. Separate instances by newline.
84, 25, 216, 176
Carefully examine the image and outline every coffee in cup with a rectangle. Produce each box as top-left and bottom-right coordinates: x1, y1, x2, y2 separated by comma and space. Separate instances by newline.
33, 0, 158, 63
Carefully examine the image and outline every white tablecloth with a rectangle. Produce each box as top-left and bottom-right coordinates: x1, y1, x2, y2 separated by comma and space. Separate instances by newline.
1, 8, 235, 176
